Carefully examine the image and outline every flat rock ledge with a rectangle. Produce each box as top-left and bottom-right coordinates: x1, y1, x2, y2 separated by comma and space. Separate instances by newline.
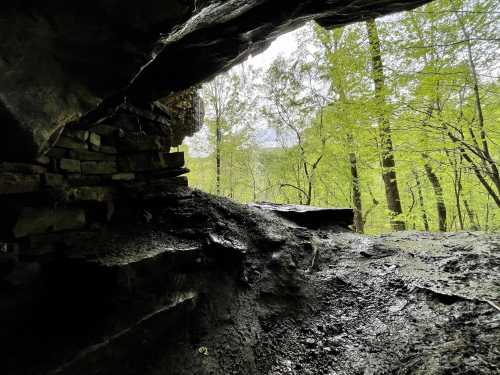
251, 202, 354, 229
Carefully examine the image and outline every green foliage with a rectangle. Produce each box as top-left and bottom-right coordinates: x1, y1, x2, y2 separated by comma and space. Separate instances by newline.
186, 0, 499, 233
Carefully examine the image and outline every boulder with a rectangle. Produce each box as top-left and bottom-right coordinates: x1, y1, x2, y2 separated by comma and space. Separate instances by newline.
160, 88, 203, 147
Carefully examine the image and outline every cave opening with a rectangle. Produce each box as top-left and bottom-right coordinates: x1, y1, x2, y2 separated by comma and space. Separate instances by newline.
0, 0, 498, 374
185, 0, 499, 234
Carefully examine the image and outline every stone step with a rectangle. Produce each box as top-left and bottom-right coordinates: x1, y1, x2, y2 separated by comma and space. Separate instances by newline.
250, 203, 353, 229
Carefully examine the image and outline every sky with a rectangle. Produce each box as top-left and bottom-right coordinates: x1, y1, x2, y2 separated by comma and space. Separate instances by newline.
245, 27, 302, 69
184, 25, 305, 156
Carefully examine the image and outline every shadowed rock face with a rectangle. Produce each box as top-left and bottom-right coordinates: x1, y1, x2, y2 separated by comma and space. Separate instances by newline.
0, 0, 430, 160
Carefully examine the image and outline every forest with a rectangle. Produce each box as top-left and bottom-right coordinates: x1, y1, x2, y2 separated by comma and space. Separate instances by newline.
183, 0, 499, 234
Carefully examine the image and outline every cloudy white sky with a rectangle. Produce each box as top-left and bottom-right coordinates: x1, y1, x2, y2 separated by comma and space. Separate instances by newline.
184, 25, 306, 156
246, 27, 302, 69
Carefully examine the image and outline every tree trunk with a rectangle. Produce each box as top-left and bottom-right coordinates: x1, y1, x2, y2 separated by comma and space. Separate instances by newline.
463, 199, 479, 231
454, 169, 464, 231
458, 18, 500, 195
348, 134, 364, 233
422, 155, 447, 232
366, 19, 405, 231
215, 120, 222, 195
413, 170, 429, 231
350, 151, 364, 233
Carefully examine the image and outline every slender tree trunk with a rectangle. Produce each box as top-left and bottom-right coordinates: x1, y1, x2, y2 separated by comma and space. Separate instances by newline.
215, 120, 222, 195
349, 151, 364, 233
463, 199, 479, 231
454, 170, 464, 231
458, 20, 500, 194
413, 170, 429, 231
422, 154, 447, 231
366, 19, 405, 231
229, 152, 234, 199
347, 134, 364, 233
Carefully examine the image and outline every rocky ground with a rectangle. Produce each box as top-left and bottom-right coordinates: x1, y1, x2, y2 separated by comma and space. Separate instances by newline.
3, 190, 499, 375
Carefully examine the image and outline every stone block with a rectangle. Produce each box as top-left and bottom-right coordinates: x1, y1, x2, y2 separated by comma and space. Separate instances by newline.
13, 207, 86, 238
68, 186, 114, 202
123, 176, 189, 199
89, 124, 119, 137
0, 162, 46, 174
81, 161, 117, 175
60, 158, 81, 173
69, 149, 116, 161
116, 134, 170, 153
35, 156, 51, 165
0, 173, 40, 194
118, 152, 184, 172
89, 133, 101, 147
90, 144, 118, 155
43, 173, 65, 187
111, 173, 135, 181
67, 175, 102, 186
150, 167, 190, 178
56, 136, 88, 150
64, 129, 89, 142
46, 147, 67, 159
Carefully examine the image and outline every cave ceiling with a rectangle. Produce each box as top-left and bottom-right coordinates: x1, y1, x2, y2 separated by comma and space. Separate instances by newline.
0, 0, 431, 160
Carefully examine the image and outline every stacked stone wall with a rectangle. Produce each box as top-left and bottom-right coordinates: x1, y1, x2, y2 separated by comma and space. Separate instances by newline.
0, 106, 189, 286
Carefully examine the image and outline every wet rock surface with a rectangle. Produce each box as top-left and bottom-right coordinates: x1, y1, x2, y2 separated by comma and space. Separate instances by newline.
1, 190, 497, 375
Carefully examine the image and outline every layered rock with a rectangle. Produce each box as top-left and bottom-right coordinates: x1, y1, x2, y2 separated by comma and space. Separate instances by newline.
0, 0, 431, 159
0, 105, 189, 263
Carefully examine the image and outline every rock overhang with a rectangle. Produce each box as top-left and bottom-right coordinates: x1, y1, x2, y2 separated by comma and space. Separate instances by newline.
0, 0, 432, 160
